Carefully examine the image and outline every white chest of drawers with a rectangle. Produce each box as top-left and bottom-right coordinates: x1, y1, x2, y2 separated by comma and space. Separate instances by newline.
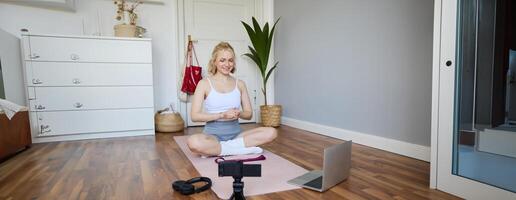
21, 34, 155, 143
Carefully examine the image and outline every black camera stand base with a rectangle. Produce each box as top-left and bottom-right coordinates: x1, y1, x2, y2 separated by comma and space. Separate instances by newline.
229, 177, 245, 200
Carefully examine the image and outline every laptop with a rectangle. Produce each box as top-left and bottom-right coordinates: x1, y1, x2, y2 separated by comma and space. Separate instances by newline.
287, 140, 352, 192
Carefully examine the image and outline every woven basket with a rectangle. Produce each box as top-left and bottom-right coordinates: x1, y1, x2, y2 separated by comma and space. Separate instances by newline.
114, 24, 138, 37
260, 105, 282, 127
155, 112, 185, 133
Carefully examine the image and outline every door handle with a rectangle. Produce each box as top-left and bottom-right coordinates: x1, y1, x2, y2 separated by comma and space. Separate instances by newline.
30, 53, 40, 59
446, 60, 453, 67
40, 125, 51, 134
74, 102, 83, 108
70, 54, 80, 61
32, 78, 43, 84
253, 89, 257, 104
35, 105, 46, 110
72, 78, 81, 84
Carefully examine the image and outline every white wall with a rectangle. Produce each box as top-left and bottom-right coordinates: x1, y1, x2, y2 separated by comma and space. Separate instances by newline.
0, 28, 25, 105
0, 0, 180, 111
275, 0, 434, 147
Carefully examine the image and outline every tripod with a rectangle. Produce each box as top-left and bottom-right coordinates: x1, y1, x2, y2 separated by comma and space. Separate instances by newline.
218, 158, 262, 200
229, 176, 245, 200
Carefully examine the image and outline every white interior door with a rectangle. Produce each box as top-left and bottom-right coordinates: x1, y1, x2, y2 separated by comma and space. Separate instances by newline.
182, 0, 258, 126
435, 0, 516, 199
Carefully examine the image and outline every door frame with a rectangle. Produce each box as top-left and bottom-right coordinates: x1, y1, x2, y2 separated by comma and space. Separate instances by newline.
430, 0, 516, 199
176, 0, 275, 126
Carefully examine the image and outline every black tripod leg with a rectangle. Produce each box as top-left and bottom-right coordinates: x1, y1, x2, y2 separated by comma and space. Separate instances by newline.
228, 193, 246, 200
234, 192, 245, 200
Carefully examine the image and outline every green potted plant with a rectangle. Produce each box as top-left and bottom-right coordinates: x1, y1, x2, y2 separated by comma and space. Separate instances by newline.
242, 17, 281, 127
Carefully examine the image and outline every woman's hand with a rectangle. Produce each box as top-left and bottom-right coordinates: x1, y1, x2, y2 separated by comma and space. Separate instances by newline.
220, 108, 240, 120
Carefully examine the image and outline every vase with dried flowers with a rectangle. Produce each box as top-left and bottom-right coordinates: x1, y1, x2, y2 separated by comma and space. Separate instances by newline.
113, 0, 145, 37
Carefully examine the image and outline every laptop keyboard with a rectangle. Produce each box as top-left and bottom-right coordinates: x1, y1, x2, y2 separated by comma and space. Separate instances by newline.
303, 176, 323, 189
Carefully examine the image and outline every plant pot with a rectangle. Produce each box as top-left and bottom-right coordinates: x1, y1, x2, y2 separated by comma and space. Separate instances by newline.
114, 24, 138, 37
260, 105, 282, 127
154, 112, 185, 133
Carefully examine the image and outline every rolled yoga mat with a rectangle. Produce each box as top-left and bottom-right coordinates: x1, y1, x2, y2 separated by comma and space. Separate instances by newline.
173, 136, 308, 199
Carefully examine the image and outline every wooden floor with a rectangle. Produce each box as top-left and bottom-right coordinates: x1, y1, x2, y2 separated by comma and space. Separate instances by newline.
0, 124, 461, 200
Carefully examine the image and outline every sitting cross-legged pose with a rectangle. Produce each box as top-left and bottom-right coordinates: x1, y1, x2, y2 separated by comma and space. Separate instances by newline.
187, 42, 277, 157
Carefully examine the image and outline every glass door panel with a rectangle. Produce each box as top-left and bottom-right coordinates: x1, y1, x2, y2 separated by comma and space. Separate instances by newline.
436, 0, 516, 199
454, 0, 516, 193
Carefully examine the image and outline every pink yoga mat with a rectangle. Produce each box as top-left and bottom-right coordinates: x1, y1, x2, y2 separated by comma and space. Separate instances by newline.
174, 136, 307, 199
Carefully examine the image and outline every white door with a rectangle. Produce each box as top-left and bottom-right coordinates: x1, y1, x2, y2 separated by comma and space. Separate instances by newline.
435, 0, 516, 199
181, 0, 258, 126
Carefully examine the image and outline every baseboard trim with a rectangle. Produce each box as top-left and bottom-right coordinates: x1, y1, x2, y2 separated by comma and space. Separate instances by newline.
282, 117, 430, 162
32, 130, 155, 143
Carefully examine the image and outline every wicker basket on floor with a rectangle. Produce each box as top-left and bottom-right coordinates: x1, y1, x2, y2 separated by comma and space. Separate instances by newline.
260, 105, 282, 127
155, 110, 184, 133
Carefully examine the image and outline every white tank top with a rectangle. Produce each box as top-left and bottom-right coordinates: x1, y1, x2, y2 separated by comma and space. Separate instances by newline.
204, 77, 241, 114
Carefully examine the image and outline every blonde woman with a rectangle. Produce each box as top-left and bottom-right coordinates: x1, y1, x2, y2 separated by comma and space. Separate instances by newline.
187, 42, 277, 157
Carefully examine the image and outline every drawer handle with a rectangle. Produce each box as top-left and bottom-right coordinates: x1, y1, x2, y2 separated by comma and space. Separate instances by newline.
30, 53, 40, 59
35, 105, 46, 110
74, 102, 83, 108
40, 125, 51, 134
32, 78, 43, 84
72, 78, 81, 84
70, 54, 80, 61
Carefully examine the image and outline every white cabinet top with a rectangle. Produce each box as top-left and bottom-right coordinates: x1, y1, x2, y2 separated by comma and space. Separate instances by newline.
0, 0, 76, 11
21, 33, 152, 41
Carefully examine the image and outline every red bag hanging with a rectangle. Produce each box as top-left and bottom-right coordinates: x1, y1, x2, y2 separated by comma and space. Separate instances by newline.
181, 41, 202, 94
